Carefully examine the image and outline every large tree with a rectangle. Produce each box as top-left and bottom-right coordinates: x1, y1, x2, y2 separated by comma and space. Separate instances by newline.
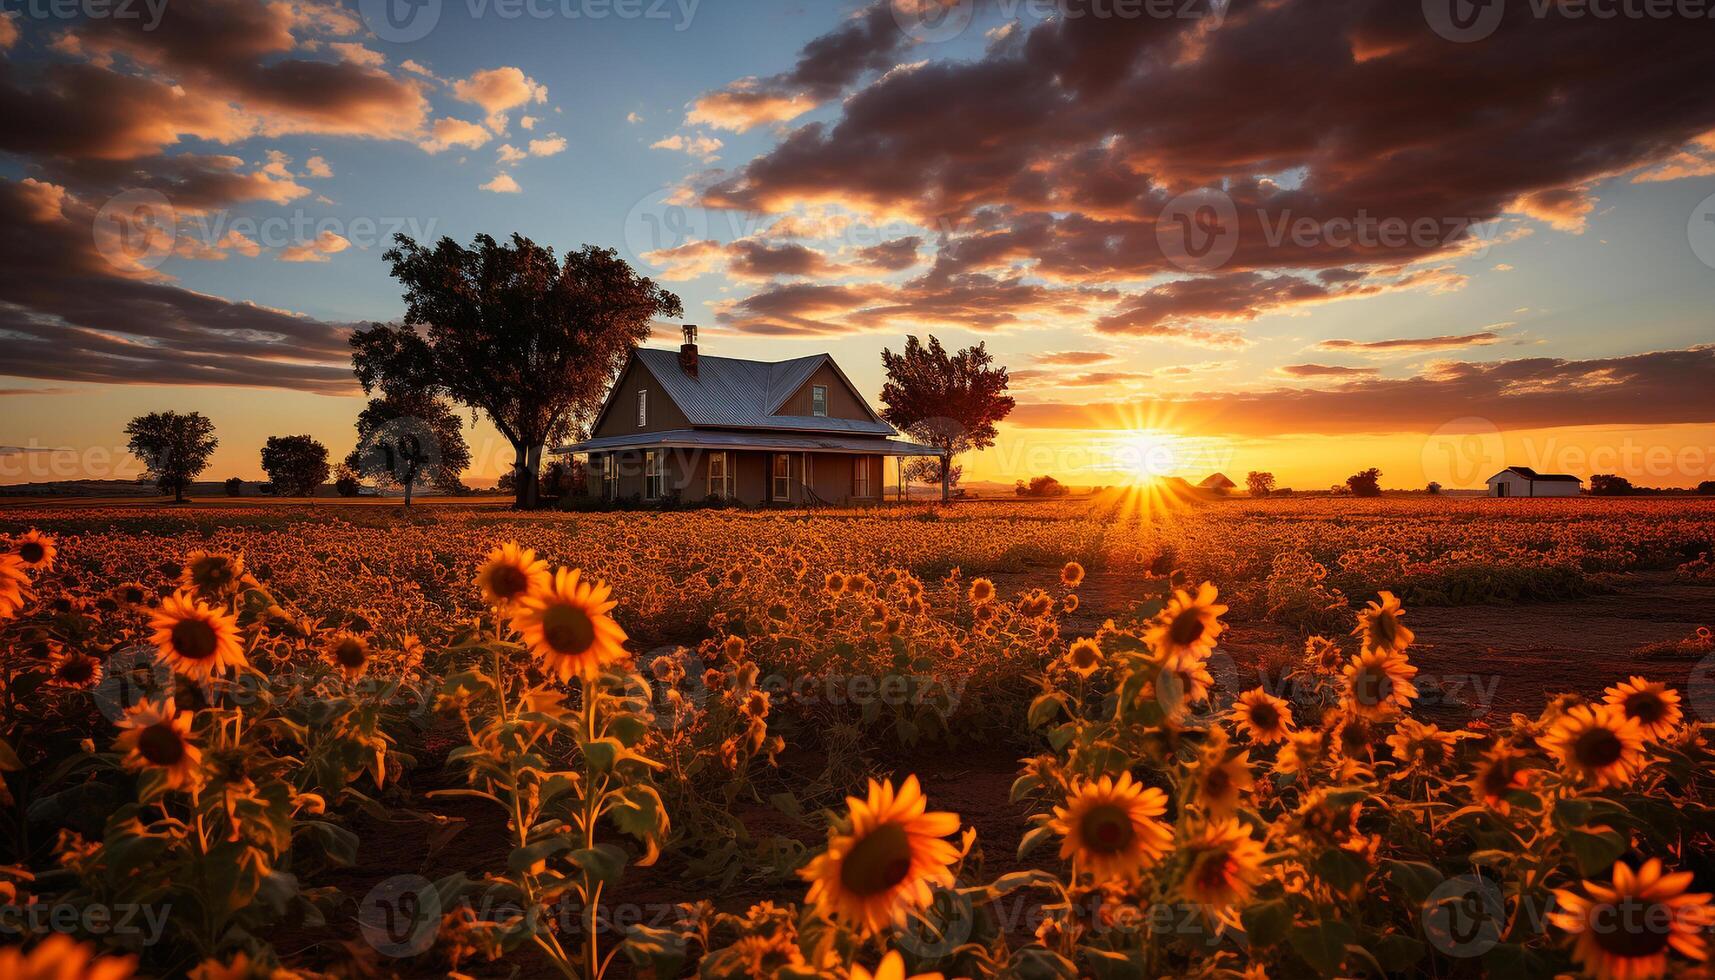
124, 411, 217, 503
354, 233, 681, 509
880, 335, 1015, 504
260, 435, 330, 498
344, 391, 472, 508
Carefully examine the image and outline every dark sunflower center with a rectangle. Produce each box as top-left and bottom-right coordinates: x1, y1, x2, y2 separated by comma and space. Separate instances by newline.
1072, 646, 1098, 668
335, 640, 367, 668
490, 565, 528, 599
1419, 741, 1447, 766
1481, 762, 1514, 797
1194, 853, 1234, 893
1623, 691, 1665, 725
1355, 669, 1391, 705
839, 824, 914, 896
138, 722, 186, 766
1168, 609, 1206, 647
1203, 766, 1231, 797
124, 587, 145, 603
1589, 898, 1674, 959
541, 604, 596, 655
171, 619, 219, 660
19, 542, 45, 563
1574, 727, 1624, 769
192, 560, 233, 587
1080, 804, 1136, 854
1371, 614, 1398, 648
1249, 703, 1280, 730
1341, 725, 1371, 755
58, 658, 96, 684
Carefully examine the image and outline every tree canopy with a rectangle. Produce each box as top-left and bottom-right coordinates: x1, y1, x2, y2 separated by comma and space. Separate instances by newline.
879, 335, 1014, 503
260, 435, 330, 498
353, 233, 681, 509
124, 411, 217, 503
345, 391, 472, 507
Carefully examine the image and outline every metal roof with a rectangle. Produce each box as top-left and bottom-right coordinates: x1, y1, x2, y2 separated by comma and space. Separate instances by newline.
593, 348, 896, 436
557, 429, 941, 456
1492, 466, 1582, 483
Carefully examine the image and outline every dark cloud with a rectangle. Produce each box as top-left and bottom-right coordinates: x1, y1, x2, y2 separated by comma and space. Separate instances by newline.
1317, 332, 1502, 353
855, 235, 922, 271
1033, 350, 1117, 367
1277, 364, 1378, 378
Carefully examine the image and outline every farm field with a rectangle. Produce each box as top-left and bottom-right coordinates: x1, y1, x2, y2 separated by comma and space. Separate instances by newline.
1, 494, 1713, 979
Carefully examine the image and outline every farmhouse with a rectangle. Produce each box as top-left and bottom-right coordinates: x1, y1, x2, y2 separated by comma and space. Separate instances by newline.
1485, 466, 1583, 498
559, 327, 941, 506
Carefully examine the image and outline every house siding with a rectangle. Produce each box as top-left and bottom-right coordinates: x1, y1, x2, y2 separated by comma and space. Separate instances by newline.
775, 363, 873, 422
588, 448, 887, 507
591, 361, 690, 439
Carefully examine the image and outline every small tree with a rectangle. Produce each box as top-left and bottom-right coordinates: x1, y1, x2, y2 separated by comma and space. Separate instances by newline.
260, 435, 331, 498
334, 467, 362, 497
124, 411, 217, 503
345, 391, 472, 507
1590, 474, 1634, 496
1245, 471, 1276, 497
880, 335, 1015, 504
1697, 481, 1715, 496
1345, 468, 1383, 498
1426, 481, 1443, 496
224, 477, 244, 497
1016, 475, 1069, 498
905, 457, 962, 493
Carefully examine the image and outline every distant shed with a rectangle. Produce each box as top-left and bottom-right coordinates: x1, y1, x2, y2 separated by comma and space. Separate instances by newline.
1486, 466, 1582, 498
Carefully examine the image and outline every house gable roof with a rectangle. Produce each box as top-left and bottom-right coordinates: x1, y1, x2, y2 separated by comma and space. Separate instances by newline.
1488, 466, 1582, 483
590, 348, 895, 437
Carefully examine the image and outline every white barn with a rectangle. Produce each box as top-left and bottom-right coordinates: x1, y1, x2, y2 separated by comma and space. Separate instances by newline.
1486, 466, 1582, 498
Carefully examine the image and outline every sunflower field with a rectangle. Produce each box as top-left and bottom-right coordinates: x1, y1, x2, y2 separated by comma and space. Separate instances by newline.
1, 496, 1713, 979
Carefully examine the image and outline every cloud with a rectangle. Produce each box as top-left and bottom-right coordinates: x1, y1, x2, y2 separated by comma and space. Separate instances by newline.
480, 173, 521, 194
419, 117, 492, 153
452, 66, 548, 134
626, 111, 644, 124
855, 236, 921, 271
528, 135, 567, 157
329, 41, 385, 68
1277, 363, 1378, 378
1316, 332, 1502, 354
1033, 350, 1118, 367
1009, 347, 1715, 437
1511, 187, 1595, 233
651, 133, 723, 162
0, 178, 353, 392
0, 12, 18, 50
278, 229, 350, 263
303, 155, 333, 178
497, 144, 527, 163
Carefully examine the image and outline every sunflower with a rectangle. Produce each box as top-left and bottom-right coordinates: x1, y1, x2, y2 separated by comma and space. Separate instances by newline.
1275, 729, 1332, 777
149, 590, 246, 681
1061, 562, 1086, 588
1602, 677, 1683, 742
0, 935, 135, 980
111, 581, 152, 609
323, 632, 371, 681
1549, 859, 1714, 980
1178, 817, 1268, 910
1353, 591, 1413, 653
1154, 648, 1215, 718
800, 775, 962, 935
510, 568, 628, 683
114, 698, 202, 791
49, 650, 104, 690
1341, 647, 1418, 719
1063, 637, 1104, 677
1304, 635, 1344, 672
1386, 718, 1461, 775
1231, 688, 1294, 744
1540, 703, 1647, 790
1146, 582, 1227, 660
9, 529, 57, 571
475, 542, 550, 608
851, 951, 945, 980
1188, 735, 1254, 817
0, 555, 33, 621
968, 577, 995, 604
1468, 743, 1532, 813
1050, 772, 1173, 882
826, 572, 847, 595
180, 551, 245, 596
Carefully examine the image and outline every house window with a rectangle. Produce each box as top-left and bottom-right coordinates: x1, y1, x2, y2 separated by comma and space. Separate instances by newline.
644, 450, 664, 500
854, 456, 872, 498
803, 453, 814, 488
601, 454, 617, 500
811, 384, 828, 417
771, 454, 791, 502
637, 389, 648, 427
707, 451, 732, 499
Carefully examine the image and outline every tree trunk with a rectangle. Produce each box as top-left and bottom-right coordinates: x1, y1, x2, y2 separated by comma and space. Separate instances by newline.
941, 452, 951, 504
511, 444, 531, 510
173, 479, 185, 504
524, 444, 544, 510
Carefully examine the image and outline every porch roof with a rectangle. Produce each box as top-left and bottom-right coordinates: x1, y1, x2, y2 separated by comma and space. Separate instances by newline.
557, 429, 943, 457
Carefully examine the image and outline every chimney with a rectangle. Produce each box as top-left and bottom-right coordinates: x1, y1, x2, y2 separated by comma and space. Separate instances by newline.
678, 323, 699, 377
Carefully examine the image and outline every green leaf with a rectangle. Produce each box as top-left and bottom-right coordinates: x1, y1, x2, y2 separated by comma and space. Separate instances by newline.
1374, 934, 1426, 972
1240, 899, 1291, 948
570, 843, 628, 886
0, 737, 22, 771
508, 837, 573, 874
1082, 948, 1144, 980
1313, 847, 1369, 890
1288, 920, 1353, 976
1028, 692, 1065, 729
1566, 826, 1627, 876
1017, 823, 1055, 861
610, 784, 669, 843
1382, 860, 1445, 905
